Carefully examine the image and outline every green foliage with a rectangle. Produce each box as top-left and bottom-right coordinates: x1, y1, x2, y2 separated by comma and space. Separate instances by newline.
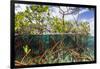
15, 5, 93, 66
79, 22, 90, 35
23, 45, 30, 54
15, 5, 91, 35
15, 5, 49, 35
51, 17, 63, 33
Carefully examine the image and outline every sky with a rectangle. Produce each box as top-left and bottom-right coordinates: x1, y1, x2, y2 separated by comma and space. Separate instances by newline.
15, 4, 95, 36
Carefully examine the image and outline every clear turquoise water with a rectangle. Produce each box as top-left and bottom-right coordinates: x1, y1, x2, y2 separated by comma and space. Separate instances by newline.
15, 35, 94, 53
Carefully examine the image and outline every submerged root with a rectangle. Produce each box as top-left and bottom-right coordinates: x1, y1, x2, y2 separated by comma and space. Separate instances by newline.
15, 42, 94, 66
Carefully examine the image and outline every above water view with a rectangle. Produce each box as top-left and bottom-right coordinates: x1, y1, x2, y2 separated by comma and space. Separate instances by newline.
13, 2, 96, 67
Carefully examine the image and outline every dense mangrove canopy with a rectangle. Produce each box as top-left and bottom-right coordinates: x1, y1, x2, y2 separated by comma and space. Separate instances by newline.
15, 5, 91, 35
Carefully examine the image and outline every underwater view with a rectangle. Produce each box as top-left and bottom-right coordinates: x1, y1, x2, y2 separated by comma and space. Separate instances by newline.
14, 3, 95, 66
